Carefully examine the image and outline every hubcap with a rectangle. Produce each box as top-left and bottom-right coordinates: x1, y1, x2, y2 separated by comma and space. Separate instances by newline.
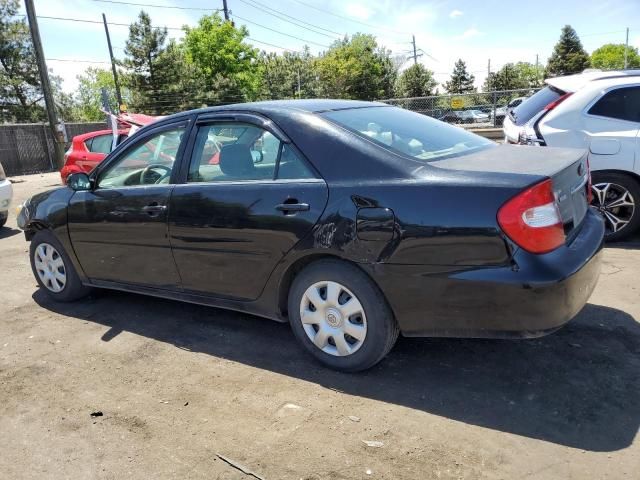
591, 182, 635, 235
299, 281, 367, 357
34, 243, 66, 293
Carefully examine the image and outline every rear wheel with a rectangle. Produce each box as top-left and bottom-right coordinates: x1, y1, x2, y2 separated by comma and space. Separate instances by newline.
30, 230, 91, 302
288, 259, 399, 372
591, 172, 640, 242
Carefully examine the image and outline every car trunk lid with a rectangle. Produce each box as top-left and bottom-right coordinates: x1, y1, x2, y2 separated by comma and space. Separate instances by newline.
431, 145, 590, 238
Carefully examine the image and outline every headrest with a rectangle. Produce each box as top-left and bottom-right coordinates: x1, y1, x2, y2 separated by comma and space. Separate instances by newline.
219, 144, 255, 177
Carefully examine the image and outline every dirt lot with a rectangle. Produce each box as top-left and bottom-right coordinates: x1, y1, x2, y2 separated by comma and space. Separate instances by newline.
1, 172, 639, 479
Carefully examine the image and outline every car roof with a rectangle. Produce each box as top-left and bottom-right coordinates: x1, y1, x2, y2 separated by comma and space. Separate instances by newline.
73, 129, 128, 141
153, 99, 391, 125
546, 69, 640, 93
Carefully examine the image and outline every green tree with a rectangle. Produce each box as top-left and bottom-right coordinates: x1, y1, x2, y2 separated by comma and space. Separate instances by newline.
121, 11, 175, 114
183, 13, 260, 103
483, 62, 543, 91
0, 0, 44, 122
444, 59, 475, 94
591, 43, 640, 70
258, 47, 319, 100
315, 33, 396, 100
72, 67, 127, 121
546, 25, 590, 77
394, 63, 437, 97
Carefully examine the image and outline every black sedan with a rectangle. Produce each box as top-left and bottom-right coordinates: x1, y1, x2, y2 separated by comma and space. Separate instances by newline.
17, 100, 604, 371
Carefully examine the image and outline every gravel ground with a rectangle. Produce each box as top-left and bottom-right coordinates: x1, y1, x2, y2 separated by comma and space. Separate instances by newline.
1, 172, 639, 479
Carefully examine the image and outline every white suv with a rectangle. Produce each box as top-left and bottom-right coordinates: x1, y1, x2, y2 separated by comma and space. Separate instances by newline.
504, 70, 640, 241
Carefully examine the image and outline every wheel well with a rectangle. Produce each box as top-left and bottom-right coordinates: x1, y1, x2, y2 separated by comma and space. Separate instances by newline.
24, 221, 48, 241
277, 254, 387, 319
592, 169, 640, 186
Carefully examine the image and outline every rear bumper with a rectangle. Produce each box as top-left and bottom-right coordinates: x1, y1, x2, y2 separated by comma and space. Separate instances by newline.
363, 210, 605, 338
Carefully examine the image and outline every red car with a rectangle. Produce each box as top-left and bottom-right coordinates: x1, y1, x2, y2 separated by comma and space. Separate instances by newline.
60, 113, 160, 184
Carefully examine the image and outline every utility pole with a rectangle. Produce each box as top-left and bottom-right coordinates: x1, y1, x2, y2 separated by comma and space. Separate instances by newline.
25, 0, 65, 169
297, 69, 301, 98
409, 35, 423, 65
535, 53, 539, 86
487, 58, 491, 83
624, 27, 629, 69
102, 14, 123, 111
222, 0, 229, 20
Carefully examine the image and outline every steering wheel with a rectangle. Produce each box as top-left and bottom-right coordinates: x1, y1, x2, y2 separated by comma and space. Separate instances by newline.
141, 164, 172, 184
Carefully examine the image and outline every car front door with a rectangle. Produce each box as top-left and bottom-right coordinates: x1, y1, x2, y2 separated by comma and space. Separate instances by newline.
168, 115, 328, 301
67, 121, 190, 288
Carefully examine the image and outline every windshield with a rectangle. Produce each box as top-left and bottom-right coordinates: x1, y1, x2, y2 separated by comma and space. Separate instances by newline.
510, 87, 564, 126
322, 106, 493, 162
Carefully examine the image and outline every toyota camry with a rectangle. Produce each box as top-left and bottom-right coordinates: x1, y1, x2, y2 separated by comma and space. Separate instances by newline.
17, 100, 604, 371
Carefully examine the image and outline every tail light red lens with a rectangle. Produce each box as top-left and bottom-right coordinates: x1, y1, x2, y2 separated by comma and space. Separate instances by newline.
543, 92, 572, 111
498, 179, 565, 254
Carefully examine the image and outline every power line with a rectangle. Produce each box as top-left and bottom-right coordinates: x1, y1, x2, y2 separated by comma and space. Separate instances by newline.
232, 13, 330, 48
23, 14, 299, 51
286, 0, 406, 36
247, 37, 296, 52
237, 0, 342, 38
88, 0, 220, 11
46, 58, 111, 64
32, 14, 183, 31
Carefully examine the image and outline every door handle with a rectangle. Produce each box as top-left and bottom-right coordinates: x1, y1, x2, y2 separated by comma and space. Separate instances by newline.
275, 202, 310, 213
142, 204, 167, 214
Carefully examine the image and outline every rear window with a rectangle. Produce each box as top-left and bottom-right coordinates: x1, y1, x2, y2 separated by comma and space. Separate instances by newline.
322, 106, 493, 163
588, 86, 640, 122
510, 86, 564, 126
87, 134, 114, 154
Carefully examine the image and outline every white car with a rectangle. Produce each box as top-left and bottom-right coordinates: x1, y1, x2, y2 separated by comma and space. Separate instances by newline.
0, 161, 13, 227
504, 70, 640, 240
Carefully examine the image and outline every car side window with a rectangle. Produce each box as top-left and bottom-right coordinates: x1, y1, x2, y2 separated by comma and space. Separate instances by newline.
187, 122, 315, 183
87, 134, 114, 154
588, 87, 640, 123
97, 127, 184, 189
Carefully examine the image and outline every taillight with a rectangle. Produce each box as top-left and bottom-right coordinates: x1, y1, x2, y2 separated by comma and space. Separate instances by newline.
543, 92, 572, 111
498, 179, 565, 254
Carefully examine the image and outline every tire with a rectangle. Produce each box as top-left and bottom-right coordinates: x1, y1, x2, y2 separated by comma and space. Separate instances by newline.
591, 172, 640, 242
288, 259, 399, 372
0, 211, 7, 227
30, 229, 91, 302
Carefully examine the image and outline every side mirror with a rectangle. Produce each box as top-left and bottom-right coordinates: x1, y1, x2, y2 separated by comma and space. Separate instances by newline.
67, 172, 91, 191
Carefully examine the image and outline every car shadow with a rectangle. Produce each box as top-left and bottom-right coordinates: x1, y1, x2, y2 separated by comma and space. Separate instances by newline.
33, 289, 640, 452
0, 227, 20, 240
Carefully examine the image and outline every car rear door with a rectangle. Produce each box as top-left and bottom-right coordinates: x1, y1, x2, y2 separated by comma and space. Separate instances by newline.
67, 120, 190, 288
582, 85, 640, 173
168, 113, 328, 301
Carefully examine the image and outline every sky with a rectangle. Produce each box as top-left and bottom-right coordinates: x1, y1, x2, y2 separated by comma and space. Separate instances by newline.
16, 0, 640, 94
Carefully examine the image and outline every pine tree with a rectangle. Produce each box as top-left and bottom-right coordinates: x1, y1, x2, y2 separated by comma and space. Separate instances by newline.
121, 11, 170, 114
546, 25, 590, 77
444, 59, 475, 94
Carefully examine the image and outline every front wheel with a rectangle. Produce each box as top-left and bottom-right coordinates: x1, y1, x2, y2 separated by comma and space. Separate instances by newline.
591, 172, 640, 242
30, 230, 92, 302
288, 259, 399, 372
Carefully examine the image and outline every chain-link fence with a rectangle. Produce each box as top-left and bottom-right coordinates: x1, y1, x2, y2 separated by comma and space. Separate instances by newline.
0, 122, 107, 176
381, 88, 542, 128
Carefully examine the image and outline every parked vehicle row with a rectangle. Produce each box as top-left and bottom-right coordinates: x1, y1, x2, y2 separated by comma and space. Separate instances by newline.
17, 99, 603, 371
504, 69, 640, 241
